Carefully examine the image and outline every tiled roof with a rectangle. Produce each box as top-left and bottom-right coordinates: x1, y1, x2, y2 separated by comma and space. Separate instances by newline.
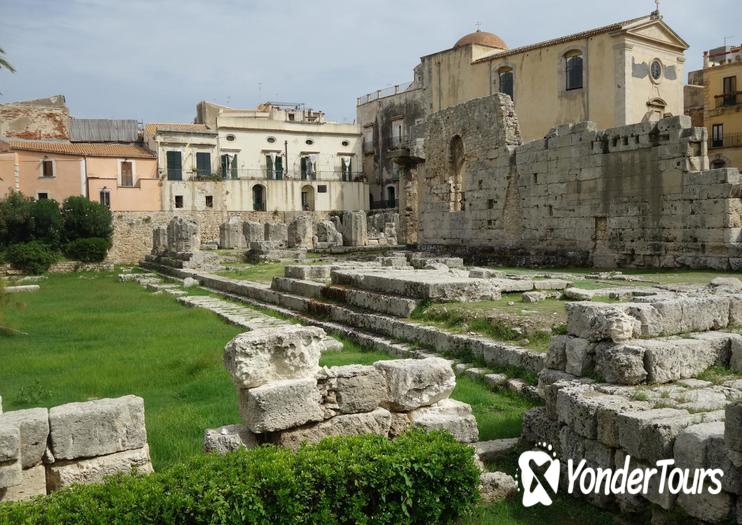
473, 14, 651, 63
4, 140, 156, 159
143, 123, 213, 136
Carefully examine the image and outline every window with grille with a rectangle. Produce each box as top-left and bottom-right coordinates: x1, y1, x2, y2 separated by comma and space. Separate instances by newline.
566, 54, 583, 91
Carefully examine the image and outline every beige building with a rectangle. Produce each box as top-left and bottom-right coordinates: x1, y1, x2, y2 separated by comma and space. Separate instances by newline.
358, 10, 689, 200
145, 102, 368, 213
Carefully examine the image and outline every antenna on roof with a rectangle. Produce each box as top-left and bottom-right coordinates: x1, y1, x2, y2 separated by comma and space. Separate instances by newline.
475, 21, 481, 32
652, 0, 661, 16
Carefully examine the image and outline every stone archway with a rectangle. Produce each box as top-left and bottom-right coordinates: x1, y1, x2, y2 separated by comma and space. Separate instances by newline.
301, 185, 315, 211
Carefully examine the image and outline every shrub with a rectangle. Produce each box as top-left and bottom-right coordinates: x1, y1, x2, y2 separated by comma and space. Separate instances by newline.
5, 241, 58, 275
30, 198, 63, 248
61, 196, 113, 245
0, 191, 33, 248
0, 430, 480, 524
63, 237, 109, 263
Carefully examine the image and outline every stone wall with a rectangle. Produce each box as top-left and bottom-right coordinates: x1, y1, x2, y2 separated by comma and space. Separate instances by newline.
0, 395, 152, 502
110, 210, 331, 264
414, 93, 742, 270
205, 325, 478, 453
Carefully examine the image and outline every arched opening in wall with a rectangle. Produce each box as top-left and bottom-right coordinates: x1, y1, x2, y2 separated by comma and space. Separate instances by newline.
301, 185, 315, 211
252, 184, 266, 211
643, 98, 668, 122
385, 185, 396, 208
497, 67, 514, 101
449, 135, 465, 212
564, 50, 583, 91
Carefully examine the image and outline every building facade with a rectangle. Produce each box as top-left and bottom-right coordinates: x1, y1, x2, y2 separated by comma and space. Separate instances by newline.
357, 10, 689, 209
145, 102, 368, 213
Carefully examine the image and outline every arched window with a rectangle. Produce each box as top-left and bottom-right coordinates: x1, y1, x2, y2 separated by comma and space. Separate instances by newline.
565, 53, 583, 91
301, 185, 315, 211
449, 135, 465, 212
498, 67, 514, 101
252, 184, 266, 211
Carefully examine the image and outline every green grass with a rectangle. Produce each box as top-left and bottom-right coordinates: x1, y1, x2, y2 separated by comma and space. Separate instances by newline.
459, 495, 624, 525
217, 262, 286, 283
0, 273, 242, 470
696, 365, 740, 384
319, 337, 395, 367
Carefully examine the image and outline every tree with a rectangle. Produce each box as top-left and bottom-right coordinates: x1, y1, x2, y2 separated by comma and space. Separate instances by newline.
61, 196, 113, 245
0, 48, 15, 73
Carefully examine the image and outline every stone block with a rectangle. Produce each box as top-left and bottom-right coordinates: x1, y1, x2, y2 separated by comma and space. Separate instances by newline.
46, 445, 153, 492
545, 335, 567, 370
0, 408, 49, 468
271, 408, 392, 450
0, 464, 46, 502
49, 395, 147, 461
564, 337, 593, 376
408, 399, 479, 443
317, 364, 386, 414
521, 407, 561, 454
479, 471, 517, 503
731, 336, 742, 374
287, 215, 314, 248
472, 438, 520, 463
388, 412, 411, 438
374, 357, 455, 411
565, 303, 639, 342
0, 423, 19, 463
564, 288, 593, 301
594, 343, 647, 385
239, 378, 324, 433
616, 408, 692, 463
677, 488, 733, 524
242, 220, 264, 243
726, 401, 742, 452
264, 222, 288, 244
203, 425, 257, 454
224, 326, 325, 389
166, 216, 199, 253
533, 279, 571, 290
340, 211, 367, 247
522, 291, 547, 303
642, 337, 729, 384
219, 217, 245, 249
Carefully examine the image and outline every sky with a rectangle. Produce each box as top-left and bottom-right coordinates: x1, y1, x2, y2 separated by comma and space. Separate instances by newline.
1, 0, 740, 124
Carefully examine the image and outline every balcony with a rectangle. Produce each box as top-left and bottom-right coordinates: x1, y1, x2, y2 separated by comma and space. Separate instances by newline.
714, 92, 742, 108
388, 135, 406, 149
709, 132, 742, 149
160, 168, 365, 182
357, 82, 414, 106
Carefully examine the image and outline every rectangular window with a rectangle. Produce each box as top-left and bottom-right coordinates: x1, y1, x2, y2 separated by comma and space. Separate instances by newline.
300, 155, 316, 181
37, 192, 48, 200
712, 124, 724, 148
340, 157, 352, 181
274, 156, 283, 180
99, 190, 110, 208
391, 118, 404, 148
723, 76, 737, 106
318, 185, 327, 193
265, 154, 274, 179
205, 195, 213, 208
42, 160, 54, 178
498, 70, 514, 100
566, 55, 583, 91
196, 152, 211, 177
166, 151, 182, 180
120, 161, 134, 187
175, 195, 184, 209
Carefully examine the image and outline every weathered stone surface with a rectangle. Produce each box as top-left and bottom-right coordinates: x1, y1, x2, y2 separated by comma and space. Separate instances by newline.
315, 220, 343, 246
203, 425, 257, 454
564, 288, 593, 301
0, 464, 45, 502
224, 326, 325, 389
565, 303, 639, 342
533, 279, 571, 290
521, 407, 561, 454
0, 424, 19, 463
545, 335, 567, 370
0, 460, 21, 491
287, 215, 314, 248
317, 364, 386, 414
183, 276, 198, 288
374, 358, 455, 411
151, 226, 167, 255
564, 337, 593, 376
388, 412, 411, 438
166, 216, 200, 253
0, 408, 49, 468
711, 276, 742, 289
594, 343, 647, 385
522, 291, 547, 303
271, 408, 392, 450
726, 401, 742, 452
264, 222, 288, 245
677, 487, 733, 524
731, 336, 742, 374
339, 211, 367, 247
239, 378, 324, 433
49, 396, 147, 461
46, 445, 153, 492
479, 471, 517, 503
219, 217, 245, 249
642, 337, 729, 384
242, 220, 264, 243
472, 438, 520, 463
408, 399, 478, 443
616, 408, 692, 463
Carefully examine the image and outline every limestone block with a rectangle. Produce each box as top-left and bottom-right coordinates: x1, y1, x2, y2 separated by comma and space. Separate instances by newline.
596, 398, 649, 448
533, 279, 572, 290
264, 223, 288, 245
545, 335, 567, 370
408, 399, 479, 443
46, 445, 153, 492
594, 343, 647, 385
564, 288, 593, 301
340, 211, 367, 247
271, 408, 392, 450
674, 421, 723, 468
615, 449, 676, 510
224, 326, 325, 389
151, 226, 168, 255
616, 408, 692, 463
557, 387, 630, 440
522, 291, 547, 304
726, 401, 742, 452
677, 488, 733, 524
564, 337, 593, 376
471, 438, 520, 463
0, 423, 19, 463
565, 303, 639, 342
287, 215, 314, 248
711, 277, 742, 289
239, 378, 324, 433
521, 407, 561, 453
183, 277, 198, 288
317, 364, 386, 414
242, 221, 264, 243
0, 464, 46, 502
479, 471, 517, 503
0, 408, 49, 468
315, 220, 343, 246
731, 336, 742, 374
0, 460, 21, 491
388, 412, 411, 438
203, 425, 257, 454
642, 337, 728, 384
49, 395, 147, 461
374, 358, 455, 411
166, 217, 199, 253
219, 217, 245, 249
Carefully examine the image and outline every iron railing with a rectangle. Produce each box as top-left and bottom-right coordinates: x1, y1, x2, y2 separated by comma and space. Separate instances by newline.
161, 168, 365, 182
357, 82, 415, 106
709, 132, 742, 149
714, 92, 742, 108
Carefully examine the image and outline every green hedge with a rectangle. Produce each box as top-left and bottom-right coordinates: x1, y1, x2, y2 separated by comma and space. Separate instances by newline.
6, 241, 58, 275
63, 237, 109, 263
0, 430, 480, 524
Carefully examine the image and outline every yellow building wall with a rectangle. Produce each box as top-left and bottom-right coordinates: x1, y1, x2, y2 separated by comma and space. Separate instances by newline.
704, 62, 742, 169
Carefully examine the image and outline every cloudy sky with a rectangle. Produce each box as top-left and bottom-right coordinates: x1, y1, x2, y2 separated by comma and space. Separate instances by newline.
1, 0, 740, 124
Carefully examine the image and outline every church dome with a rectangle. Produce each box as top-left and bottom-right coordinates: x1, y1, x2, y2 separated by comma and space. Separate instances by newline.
454, 30, 507, 50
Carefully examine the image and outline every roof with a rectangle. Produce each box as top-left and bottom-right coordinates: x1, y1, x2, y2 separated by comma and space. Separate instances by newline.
454, 30, 507, 50
473, 14, 653, 63
4, 140, 156, 159
143, 123, 214, 136
70, 119, 139, 143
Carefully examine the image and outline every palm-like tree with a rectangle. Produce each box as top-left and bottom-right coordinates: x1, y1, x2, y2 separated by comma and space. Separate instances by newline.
0, 48, 15, 73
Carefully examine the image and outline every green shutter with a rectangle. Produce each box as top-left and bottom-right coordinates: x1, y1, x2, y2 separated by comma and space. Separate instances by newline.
231, 154, 238, 179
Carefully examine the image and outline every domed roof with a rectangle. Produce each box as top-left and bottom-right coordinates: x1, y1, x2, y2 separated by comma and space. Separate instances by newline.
454, 30, 507, 50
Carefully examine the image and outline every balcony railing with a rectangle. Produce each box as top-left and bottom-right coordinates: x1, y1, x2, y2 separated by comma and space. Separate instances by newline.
357, 82, 415, 106
714, 92, 742, 108
709, 132, 742, 149
160, 168, 365, 182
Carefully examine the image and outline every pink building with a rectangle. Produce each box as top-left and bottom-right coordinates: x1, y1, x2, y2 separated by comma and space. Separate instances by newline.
0, 140, 160, 211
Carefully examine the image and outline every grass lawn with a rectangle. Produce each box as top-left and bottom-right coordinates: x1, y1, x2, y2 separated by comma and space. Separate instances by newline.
217, 262, 286, 283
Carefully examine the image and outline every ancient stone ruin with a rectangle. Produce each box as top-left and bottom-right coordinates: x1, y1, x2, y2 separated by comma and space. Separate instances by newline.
204, 325, 477, 453
0, 396, 152, 502
146, 217, 221, 270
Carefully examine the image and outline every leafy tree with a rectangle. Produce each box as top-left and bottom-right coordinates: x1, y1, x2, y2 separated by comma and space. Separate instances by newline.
0, 191, 34, 248
0, 47, 15, 73
30, 198, 63, 248
61, 196, 113, 245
